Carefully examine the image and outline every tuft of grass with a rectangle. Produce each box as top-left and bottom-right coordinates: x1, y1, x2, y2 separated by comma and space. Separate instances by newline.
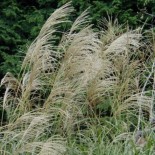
1, 2, 155, 155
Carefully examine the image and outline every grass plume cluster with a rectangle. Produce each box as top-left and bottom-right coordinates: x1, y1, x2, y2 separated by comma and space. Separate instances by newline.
1, 2, 155, 154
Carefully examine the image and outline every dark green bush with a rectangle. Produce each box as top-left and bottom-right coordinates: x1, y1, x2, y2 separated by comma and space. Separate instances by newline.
0, 0, 155, 77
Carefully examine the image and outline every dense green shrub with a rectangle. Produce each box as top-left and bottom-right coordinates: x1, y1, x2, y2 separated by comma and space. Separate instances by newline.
0, 0, 155, 77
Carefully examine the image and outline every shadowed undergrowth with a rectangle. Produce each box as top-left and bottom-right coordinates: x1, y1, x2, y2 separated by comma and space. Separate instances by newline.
1, 2, 155, 155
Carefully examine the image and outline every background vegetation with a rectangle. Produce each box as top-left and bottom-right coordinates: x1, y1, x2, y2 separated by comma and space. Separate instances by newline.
0, 0, 155, 77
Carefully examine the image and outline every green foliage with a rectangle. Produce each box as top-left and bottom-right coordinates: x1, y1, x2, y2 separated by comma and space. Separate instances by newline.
0, 52, 21, 74
58, 0, 155, 27
0, 0, 54, 76
0, 0, 155, 77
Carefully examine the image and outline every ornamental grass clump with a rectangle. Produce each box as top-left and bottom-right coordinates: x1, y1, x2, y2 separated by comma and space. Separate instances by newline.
1, 2, 155, 155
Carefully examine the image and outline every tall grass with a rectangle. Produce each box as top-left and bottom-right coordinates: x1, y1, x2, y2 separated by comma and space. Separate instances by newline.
1, 2, 155, 154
